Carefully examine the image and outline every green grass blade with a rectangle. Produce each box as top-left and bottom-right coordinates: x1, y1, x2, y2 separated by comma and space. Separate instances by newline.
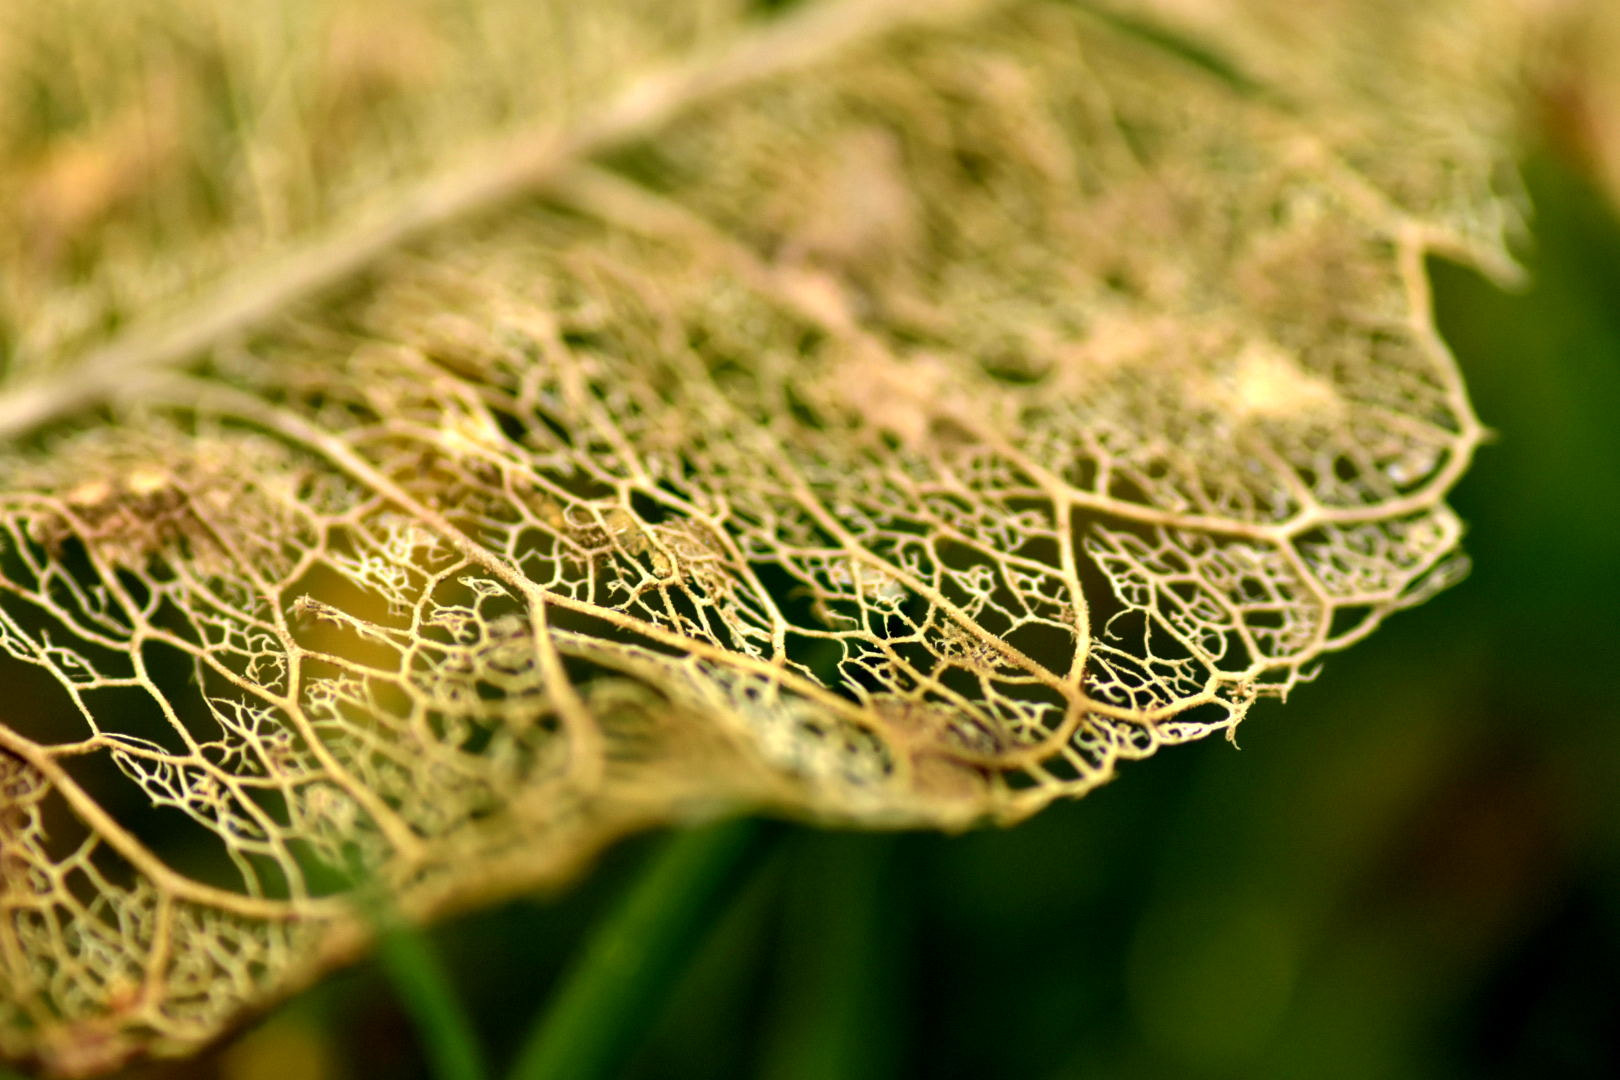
759, 833, 903, 1080
508, 816, 774, 1080
367, 897, 491, 1080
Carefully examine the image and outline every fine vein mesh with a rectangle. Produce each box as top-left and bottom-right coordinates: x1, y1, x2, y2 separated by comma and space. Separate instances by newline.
0, 0, 1524, 1073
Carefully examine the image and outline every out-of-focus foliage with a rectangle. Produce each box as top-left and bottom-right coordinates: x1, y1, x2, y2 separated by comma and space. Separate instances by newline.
0, 0, 1594, 1075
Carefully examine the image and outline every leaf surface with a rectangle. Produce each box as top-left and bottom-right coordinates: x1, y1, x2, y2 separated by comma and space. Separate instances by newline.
0, 0, 1531, 1072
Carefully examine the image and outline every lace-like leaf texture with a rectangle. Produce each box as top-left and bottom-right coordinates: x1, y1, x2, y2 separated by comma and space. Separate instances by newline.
0, 0, 1530, 1072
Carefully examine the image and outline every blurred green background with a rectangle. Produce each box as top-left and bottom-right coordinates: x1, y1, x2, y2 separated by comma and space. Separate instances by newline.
85, 154, 1620, 1080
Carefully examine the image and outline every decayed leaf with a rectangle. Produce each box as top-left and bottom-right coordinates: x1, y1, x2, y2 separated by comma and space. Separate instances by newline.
0, 0, 1535, 1072
1532, 0, 1620, 212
